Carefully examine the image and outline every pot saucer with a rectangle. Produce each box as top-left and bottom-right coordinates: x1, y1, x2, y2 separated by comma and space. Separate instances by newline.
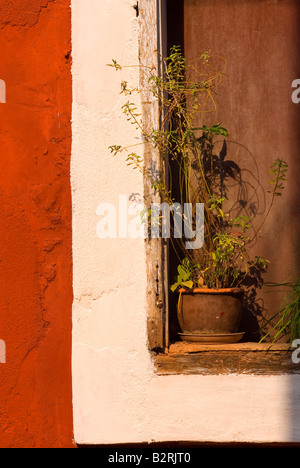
179, 332, 244, 344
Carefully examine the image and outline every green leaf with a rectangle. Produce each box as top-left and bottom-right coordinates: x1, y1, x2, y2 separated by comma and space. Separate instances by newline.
177, 265, 190, 281
181, 281, 193, 289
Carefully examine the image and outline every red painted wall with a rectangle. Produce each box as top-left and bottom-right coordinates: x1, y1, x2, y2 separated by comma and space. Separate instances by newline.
0, 1, 74, 447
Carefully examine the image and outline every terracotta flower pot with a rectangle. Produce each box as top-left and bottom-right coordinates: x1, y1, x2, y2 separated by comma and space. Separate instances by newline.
177, 287, 245, 343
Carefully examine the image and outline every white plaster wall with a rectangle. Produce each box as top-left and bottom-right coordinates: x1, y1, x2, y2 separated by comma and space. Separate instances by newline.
71, 0, 300, 445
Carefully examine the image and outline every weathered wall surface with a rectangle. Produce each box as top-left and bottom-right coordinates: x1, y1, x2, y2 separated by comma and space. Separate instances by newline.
0, 0, 73, 447
71, 0, 151, 444
72, 0, 300, 445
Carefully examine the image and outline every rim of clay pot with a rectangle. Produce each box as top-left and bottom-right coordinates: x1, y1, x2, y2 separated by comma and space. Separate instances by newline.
179, 287, 247, 294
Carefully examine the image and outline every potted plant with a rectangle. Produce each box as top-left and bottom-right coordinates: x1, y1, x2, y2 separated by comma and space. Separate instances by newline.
108, 46, 287, 343
259, 279, 300, 343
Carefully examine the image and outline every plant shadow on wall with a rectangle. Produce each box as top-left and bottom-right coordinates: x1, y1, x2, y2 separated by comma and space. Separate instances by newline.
108, 46, 288, 345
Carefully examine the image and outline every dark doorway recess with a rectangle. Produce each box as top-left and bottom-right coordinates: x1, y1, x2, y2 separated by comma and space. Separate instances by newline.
166, 0, 184, 55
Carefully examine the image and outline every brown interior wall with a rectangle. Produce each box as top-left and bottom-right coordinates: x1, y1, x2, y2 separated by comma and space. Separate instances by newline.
184, 0, 300, 340
167, 0, 300, 341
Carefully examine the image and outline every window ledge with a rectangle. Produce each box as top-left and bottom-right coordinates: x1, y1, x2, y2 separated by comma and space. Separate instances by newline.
154, 342, 300, 376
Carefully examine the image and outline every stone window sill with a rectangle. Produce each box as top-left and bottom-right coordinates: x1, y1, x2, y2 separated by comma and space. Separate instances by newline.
154, 342, 300, 375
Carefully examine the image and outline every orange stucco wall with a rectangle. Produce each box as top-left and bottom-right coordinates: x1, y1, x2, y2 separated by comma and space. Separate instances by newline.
0, 0, 74, 447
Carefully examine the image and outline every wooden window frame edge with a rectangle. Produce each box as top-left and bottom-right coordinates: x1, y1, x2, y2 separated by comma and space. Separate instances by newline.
139, 0, 169, 352
154, 342, 300, 376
